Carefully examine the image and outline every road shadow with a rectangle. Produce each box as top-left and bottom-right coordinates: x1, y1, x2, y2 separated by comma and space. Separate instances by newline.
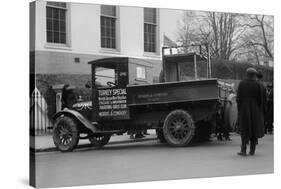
74, 137, 233, 153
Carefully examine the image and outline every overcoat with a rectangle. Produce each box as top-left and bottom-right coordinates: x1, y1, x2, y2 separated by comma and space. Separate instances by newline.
236, 79, 264, 138
258, 81, 268, 116
265, 87, 273, 125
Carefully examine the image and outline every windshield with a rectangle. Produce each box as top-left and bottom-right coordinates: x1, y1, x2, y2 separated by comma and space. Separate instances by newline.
96, 67, 116, 87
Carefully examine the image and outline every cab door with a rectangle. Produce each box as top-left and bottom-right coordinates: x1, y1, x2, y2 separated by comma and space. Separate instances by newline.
93, 62, 130, 121
97, 87, 129, 120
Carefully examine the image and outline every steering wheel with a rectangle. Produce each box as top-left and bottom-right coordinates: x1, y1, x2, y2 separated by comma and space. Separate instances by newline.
107, 81, 116, 87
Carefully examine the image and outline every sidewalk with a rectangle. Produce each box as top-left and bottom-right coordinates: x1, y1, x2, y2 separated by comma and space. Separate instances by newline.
30, 130, 158, 153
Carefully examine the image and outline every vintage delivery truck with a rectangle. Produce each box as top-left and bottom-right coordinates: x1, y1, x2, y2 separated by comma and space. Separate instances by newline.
52, 45, 237, 152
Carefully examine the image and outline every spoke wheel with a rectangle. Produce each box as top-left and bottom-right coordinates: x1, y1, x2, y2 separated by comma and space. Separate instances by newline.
163, 110, 195, 146
89, 134, 111, 148
53, 116, 79, 152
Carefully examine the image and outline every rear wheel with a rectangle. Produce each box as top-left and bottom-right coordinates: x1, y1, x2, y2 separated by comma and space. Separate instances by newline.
163, 110, 195, 146
89, 134, 111, 148
53, 116, 79, 152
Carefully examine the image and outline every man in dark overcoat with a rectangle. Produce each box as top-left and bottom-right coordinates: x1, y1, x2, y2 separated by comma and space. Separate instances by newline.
265, 83, 273, 134
257, 70, 267, 125
236, 68, 264, 156
256, 70, 267, 144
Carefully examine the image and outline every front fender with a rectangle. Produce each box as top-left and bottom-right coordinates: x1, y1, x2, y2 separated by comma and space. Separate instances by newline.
53, 108, 98, 134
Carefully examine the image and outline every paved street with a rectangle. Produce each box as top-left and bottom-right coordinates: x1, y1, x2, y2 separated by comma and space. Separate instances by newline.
34, 133, 273, 188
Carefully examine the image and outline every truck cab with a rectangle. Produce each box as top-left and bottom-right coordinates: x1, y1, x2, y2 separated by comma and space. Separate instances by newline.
89, 57, 153, 122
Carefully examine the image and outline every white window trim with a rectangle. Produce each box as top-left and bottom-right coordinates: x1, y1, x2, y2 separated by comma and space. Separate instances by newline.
45, 2, 71, 48
99, 48, 121, 54
99, 5, 120, 52
143, 8, 160, 56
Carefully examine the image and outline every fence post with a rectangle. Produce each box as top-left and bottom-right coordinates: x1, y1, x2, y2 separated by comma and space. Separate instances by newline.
56, 93, 62, 112
52, 84, 65, 113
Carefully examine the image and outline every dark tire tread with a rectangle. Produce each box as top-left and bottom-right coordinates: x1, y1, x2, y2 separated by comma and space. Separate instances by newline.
53, 116, 79, 152
163, 109, 195, 147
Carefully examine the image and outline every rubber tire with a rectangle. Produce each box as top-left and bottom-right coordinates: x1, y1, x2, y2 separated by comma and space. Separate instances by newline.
89, 134, 111, 148
163, 110, 195, 147
53, 116, 79, 152
156, 128, 167, 143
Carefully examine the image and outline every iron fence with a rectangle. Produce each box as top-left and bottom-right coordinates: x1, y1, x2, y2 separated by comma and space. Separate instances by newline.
30, 90, 92, 136
30, 92, 54, 136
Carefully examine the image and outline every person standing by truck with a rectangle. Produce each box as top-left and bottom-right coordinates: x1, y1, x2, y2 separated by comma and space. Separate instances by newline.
236, 68, 264, 156
256, 70, 267, 131
61, 84, 77, 109
265, 83, 273, 134
255, 70, 267, 145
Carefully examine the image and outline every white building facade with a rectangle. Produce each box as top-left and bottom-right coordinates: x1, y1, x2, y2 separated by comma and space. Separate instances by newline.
30, 1, 182, 79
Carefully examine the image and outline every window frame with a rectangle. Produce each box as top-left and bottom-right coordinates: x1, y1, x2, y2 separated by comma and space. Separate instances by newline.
143, 8, 158, 53
136, 66, 147, 80
100, 5, 117, 50
46, 2, 68, 45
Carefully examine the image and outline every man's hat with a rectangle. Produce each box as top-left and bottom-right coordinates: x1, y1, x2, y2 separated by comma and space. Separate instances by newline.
246, 67, 257, 74
63, 84, 76, 90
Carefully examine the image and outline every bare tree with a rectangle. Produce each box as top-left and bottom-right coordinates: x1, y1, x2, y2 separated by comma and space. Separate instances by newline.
177, 11, 242, 61
207, 12, 241, 60
177, 11, 200, 46
241, 15, 274, 63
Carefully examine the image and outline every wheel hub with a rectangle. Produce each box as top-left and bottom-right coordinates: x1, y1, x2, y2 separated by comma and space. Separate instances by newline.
170, 118, 190, 139
175, 123, 183, 131
59, 127, 71, 135
163, 110, 195, 146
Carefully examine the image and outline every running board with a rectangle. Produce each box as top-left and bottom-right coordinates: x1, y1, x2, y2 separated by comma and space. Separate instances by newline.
93, 129, 126, 134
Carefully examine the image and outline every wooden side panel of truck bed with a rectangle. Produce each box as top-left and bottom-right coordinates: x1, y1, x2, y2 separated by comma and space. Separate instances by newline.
127, 79, 220, 106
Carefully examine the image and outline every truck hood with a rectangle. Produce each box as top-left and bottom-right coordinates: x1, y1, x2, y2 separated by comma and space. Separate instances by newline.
72, 101, 92, 110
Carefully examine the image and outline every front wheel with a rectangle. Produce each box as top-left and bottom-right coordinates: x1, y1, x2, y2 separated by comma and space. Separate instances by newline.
53, 116, 79, 152
163, 110, 195, 147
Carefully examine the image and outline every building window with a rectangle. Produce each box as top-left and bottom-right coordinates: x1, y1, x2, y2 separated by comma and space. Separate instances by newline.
144, 8, 157, 53
100, 5, 116, 49
136, 66, 146, 80
46, 2, 67, 44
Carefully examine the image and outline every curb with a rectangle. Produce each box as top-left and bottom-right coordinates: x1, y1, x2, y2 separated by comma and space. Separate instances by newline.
32, 137, 158, 153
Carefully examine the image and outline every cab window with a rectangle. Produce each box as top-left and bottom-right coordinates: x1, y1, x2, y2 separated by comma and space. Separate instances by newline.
96, 67, 116, 87
136, 66, 146, 80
